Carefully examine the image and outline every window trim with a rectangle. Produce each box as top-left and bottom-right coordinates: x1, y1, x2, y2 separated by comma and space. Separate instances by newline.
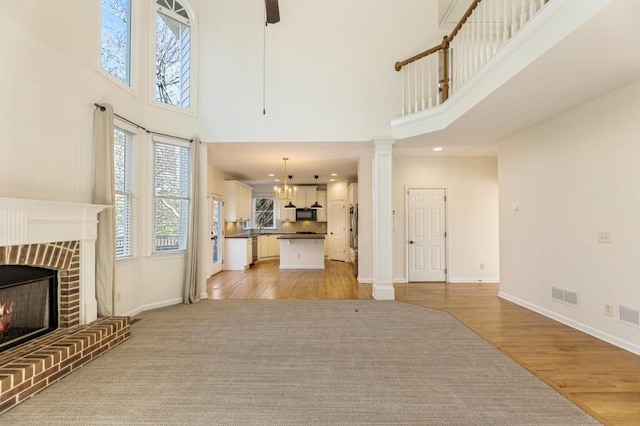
98, 0, 139, 96
149, 0, 198, 116
149, 134, 192, 256
253, 196, 277, 230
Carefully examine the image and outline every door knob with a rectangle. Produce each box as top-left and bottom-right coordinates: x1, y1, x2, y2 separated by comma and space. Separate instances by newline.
409, 240, 414, 244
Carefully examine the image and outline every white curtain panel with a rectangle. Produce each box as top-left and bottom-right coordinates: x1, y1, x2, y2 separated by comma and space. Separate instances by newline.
93, 104, 115, 316
184, 137, 201, 304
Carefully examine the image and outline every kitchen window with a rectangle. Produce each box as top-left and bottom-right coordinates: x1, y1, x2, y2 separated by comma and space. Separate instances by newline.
253, 197, 276, 229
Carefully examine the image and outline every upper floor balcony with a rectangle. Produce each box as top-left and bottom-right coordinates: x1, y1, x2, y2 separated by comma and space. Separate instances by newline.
391, 0, 640, 147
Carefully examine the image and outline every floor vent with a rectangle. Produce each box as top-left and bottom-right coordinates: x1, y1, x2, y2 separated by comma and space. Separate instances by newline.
551, 286, 580, 307
619, 305, 640, 327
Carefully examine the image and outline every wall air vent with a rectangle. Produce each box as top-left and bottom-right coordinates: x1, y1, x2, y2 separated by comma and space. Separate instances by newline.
619, 305, 640, 327
551, 286, 580, 307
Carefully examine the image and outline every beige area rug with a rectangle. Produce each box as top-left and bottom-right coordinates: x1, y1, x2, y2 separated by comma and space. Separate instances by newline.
1, 300, 600, 425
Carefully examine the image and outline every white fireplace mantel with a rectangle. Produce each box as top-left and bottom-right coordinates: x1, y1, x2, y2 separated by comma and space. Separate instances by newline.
0, 197, 109, 324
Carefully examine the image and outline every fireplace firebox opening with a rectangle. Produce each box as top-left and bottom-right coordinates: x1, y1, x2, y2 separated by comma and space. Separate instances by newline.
0, 265, 58, 353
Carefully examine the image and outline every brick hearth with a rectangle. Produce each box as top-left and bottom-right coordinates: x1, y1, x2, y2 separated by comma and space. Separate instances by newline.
0, 242, 131, 414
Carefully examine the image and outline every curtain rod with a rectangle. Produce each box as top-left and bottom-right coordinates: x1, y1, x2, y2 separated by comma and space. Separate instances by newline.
94, 103, 194, 143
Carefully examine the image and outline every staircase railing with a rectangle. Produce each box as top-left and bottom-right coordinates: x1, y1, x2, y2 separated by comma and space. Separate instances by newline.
395, 0, 551, 117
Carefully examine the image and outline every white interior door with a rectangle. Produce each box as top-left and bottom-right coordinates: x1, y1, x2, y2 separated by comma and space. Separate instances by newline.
328, 199, 346, 261
209, 197, 223, 277
408, 188, 446, 282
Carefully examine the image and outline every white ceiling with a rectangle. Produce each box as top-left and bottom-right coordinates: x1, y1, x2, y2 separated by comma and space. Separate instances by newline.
207, 0, 640, 187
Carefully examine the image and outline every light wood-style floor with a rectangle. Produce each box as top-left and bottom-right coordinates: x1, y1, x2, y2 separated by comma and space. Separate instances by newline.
207, 260, 640, 425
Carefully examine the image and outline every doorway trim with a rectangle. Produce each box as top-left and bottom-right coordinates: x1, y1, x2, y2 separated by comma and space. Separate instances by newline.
405, 186, 449, 283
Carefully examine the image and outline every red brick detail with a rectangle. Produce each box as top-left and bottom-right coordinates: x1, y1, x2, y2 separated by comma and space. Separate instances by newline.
0, 317, 130, 414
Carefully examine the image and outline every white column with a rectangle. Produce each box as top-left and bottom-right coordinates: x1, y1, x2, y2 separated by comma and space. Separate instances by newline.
80, 220, 100, 325
372, 138, 395, 300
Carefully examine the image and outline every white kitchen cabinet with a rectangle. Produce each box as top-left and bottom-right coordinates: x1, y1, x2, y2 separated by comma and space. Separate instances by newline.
224, 180, 253, 221
258, 235, 268, 259
268, 234, 280, 256
295, 186, 318, 209
316, 190, 327, 222
224, 237, 252, 270
258, 234, 280, 260
278, 199, 296, 222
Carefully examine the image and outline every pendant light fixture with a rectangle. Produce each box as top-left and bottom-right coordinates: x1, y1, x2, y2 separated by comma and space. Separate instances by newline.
310, 175, 323, 209
274, 157, 297, 208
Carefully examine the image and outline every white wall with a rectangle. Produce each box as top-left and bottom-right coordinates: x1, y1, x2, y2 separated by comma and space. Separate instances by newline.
498, 79, 640, 355
393, 156, 500, 283
192, 0, 441, 142
0, 1, 199, 317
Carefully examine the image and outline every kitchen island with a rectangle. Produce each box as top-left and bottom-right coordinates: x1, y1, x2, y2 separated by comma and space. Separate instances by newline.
278, 234, 325, 269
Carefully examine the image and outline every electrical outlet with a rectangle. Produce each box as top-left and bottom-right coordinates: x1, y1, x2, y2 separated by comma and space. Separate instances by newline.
604, 303, 614, 316
115, 291, 122, 302
480, 263, 485, 270
597, 231, 612, 244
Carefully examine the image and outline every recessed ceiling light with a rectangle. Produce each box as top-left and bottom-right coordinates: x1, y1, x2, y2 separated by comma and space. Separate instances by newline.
268, 173, 275, 177
433, 147, 443, 152
330, 178, 336, 182
274, 179, 280, 182
331, 173, 338, 177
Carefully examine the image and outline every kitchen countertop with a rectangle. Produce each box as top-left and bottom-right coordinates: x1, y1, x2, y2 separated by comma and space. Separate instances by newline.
226, 232, 326, 239
277, 234, 325, 239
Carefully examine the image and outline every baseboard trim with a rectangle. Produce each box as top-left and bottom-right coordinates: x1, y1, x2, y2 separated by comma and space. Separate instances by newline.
499, 291, 640, 356
123, 297, 183, 318
448, 278, 500, 284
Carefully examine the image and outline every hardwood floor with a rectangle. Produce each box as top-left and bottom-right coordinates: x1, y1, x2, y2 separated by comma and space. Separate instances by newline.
207, 260, 640, 425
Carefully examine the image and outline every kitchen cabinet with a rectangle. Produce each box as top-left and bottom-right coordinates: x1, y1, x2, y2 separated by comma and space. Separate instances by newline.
295, 186, 317, 209
258, 234, 280, 260
268, 234, 280, 256
224, 237, 252, 270
278, 199, 296, 222
258, 235, 269, 259
316, 190, 327, 222
224, 180, 253, 221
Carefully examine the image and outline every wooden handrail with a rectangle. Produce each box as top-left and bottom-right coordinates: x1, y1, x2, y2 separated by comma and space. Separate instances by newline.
394, 43, 444, 72
395, 0, 481, 72
448, 0, 481, 42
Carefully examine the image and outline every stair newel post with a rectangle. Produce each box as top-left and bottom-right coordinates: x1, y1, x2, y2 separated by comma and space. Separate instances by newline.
441, 35, 450, 104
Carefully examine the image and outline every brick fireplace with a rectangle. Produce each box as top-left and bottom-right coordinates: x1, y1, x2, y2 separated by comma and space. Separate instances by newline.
0, 198, 131, 414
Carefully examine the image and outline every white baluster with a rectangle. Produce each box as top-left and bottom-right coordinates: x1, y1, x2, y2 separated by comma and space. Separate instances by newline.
401, 68, 405, 116
402, 65, 411, 115
503, 0, 509, 44
511, 0, 517, 37
413, 61, 418, 112
520, 0, 526, 28
529, 0, 536, 18
404, 67, 408, 115
428, 56, 433, 108
421, 59, 425, 110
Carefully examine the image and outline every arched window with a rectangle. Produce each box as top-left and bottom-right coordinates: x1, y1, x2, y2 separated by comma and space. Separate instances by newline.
154, 0, 193, 110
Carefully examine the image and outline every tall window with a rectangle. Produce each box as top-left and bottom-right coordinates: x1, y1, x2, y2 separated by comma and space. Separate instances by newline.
152, 138, 191, 253
254, 197, 276, 229
114, 127, 135, 258
101, 0, 131, 85
155, 0, 191, 109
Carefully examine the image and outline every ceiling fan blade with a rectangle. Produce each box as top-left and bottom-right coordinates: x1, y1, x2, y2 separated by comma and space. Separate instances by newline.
265, 0, 280, 24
